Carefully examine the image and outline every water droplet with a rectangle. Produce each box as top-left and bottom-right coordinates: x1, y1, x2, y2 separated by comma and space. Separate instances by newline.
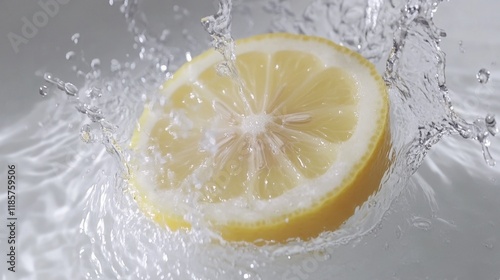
43, 72, 55, 83
411, 216, 432, 231
80, 123, 102, 143
406, 4, 420, 16
64, 83, 78, 96
160, 29, 170, 41
80, 124, 93, 143
88, 108, 104, 122
485, 114, 497, 136
65, 51, 75, 60
185, 51, 192, 62
44, 72, 68, 92
91, 58, 101, 70
71, 33, 80, 44
458, 40, 465, 53
76, 103, 104, 122
56, 80, 65, 91
110, 59, 121, 72
137, 33, 146, 44
476, 68, 490, 84
39, 85, 48, 96
481, 142, 496, 167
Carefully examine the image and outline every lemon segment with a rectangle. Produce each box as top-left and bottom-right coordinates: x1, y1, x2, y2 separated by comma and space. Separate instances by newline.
129, 33, 390, 242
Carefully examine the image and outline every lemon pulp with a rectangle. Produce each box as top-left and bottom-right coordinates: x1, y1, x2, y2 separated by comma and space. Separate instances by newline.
130, 33, 390, 243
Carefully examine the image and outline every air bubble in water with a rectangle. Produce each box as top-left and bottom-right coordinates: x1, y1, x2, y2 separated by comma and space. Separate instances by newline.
71, 33, 80, 44
39, 85, 48, 96
476, 68, 490, 84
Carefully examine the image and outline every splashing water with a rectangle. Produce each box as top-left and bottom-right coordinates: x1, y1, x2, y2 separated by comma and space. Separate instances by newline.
1, 0, 499, 279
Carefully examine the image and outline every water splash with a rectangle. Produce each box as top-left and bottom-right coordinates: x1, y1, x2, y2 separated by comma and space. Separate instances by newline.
40, 53, 132, 177
15, 0, 499, 278
385, 0, 497, 168
201, 0, 234, 61
200, 0, 255, 115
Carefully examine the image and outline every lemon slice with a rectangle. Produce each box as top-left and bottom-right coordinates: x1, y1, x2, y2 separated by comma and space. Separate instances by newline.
129, 33, 390, 243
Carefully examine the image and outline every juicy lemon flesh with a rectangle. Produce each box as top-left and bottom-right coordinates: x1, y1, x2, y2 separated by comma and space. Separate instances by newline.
130, 33, 390, 243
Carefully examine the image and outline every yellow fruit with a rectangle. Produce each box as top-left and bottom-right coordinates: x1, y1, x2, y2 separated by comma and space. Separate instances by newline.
129, 33, 390, 243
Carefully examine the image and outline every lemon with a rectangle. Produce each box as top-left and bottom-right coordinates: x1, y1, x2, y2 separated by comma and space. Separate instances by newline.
129, 33, 390, 243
